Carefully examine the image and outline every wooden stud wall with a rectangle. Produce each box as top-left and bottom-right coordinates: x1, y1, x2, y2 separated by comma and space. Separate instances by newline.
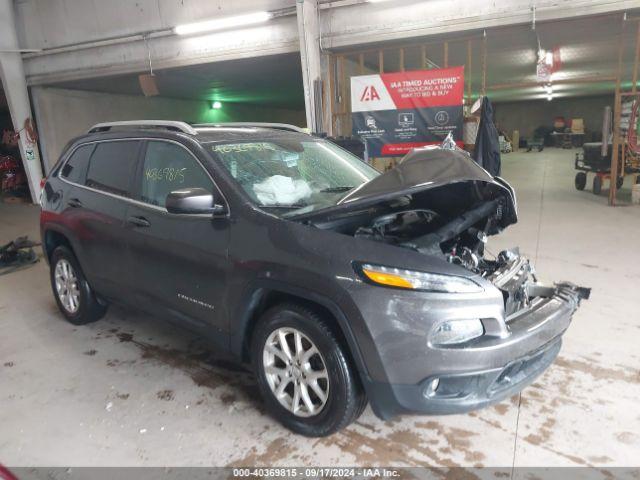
609, 17, 640, 206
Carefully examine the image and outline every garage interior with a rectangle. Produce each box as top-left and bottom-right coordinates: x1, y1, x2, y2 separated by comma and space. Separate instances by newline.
32, 53, 306, 172
1, 0, 639, 473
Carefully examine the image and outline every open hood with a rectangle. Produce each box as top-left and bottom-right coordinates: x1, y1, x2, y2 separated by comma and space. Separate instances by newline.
293, 148, 517, 227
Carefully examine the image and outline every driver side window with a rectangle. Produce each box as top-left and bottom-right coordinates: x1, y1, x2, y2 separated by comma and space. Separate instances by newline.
139, 141, 214, 207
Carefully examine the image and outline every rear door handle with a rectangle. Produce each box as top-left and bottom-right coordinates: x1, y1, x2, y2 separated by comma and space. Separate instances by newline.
126, 216, 151, 228
67, 198, 82, 208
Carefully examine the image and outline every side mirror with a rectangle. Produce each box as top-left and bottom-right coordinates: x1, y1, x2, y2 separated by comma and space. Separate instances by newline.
165, 188, 226, 215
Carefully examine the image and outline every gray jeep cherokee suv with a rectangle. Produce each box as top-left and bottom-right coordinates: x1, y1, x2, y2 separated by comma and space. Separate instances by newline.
40, 121, 589, 436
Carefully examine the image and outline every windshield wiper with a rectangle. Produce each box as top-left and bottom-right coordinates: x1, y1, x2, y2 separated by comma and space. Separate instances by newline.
320, 186, 354, 193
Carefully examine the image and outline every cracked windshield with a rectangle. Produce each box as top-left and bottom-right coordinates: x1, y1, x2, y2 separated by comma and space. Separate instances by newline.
210, 139, 379, 215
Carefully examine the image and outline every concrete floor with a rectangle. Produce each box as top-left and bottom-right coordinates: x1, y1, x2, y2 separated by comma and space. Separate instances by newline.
0, 148, 639, 468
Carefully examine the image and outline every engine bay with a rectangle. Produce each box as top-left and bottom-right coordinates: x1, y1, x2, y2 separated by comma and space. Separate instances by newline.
310, 191, 535, 315
335, 195, 513, 277
293, 147, 590, 319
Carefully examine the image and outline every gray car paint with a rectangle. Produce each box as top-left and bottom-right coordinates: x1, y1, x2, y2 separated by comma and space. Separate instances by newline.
40, 127, 587, 420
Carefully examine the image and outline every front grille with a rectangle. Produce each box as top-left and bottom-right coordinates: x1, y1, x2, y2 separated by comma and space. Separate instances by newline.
488, 340, 561, 395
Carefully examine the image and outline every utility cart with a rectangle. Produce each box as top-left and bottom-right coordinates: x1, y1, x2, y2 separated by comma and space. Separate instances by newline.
575, 99, 640, 197
525, 137, 544, 152
574, 142, 623, 195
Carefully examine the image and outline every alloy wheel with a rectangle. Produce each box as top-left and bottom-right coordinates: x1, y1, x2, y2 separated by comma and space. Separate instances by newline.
262, 327, 329, 417
54, 259, 80, 314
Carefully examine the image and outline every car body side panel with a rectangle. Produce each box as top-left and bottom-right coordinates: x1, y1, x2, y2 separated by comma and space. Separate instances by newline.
41, 175, 134, 300
123, 203, 232, 333
224, 206, 486, 383
122, 137, 233, 335
225, 207, 384, 377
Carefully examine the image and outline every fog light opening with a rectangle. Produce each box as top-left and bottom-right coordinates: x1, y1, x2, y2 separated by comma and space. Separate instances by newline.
424, 378, 440, 398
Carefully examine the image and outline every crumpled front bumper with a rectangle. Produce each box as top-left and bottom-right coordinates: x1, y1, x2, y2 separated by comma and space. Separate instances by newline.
366, 282, 589, 419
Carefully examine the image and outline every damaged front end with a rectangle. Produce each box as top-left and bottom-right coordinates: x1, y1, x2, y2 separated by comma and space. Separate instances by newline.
487, 249, 590, 319
295, 147, 589, 318
292, 147, 592, 417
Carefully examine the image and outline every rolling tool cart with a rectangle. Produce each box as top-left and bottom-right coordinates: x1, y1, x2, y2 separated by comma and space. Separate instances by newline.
575, 101, 640, 196
574, 142, 622, 195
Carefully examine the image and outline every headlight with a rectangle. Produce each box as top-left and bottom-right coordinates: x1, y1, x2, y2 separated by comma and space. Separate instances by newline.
431, 319, 484, 345
358, 263, 483, 293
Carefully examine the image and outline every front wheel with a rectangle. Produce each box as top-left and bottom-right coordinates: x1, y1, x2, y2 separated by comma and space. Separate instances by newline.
575, 172, 587, 190
251, 303, 366, 436
50, 246, 107, 325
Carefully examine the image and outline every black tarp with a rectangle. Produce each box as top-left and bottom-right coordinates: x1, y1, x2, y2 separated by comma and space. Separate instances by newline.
473, 97, 501, 176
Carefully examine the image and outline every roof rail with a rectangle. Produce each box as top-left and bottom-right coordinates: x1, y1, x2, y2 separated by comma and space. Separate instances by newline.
88, 120, 198, 135
192, 122, 306, 133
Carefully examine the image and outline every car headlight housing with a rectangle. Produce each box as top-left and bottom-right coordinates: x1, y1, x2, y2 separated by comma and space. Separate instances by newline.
358, 263, 483, 294
430, 319, 485, 346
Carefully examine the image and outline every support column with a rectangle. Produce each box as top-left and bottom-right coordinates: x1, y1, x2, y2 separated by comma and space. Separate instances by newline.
0, 0, 44, 204
320, 54, 333, 136
296, 0, 323, 134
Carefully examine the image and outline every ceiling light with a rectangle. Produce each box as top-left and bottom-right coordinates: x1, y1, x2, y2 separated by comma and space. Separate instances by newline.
211, 101, 222, 109
545, 51, 553, 66
547, 93, 553, 101
545, 84, 553, 94
174, 11, 271, 35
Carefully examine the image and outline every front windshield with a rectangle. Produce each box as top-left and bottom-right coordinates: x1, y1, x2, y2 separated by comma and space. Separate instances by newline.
208, 139, 379, 215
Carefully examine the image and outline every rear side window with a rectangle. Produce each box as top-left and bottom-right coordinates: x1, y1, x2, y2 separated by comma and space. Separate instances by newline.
60, 144, 93, 184
85, 141, 140, 197
138, 140, 213, 207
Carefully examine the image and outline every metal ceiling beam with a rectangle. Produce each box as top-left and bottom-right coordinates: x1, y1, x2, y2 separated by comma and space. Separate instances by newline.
24, 18, 300, 85
320, 0, 640, 50
16, 0, 640, 93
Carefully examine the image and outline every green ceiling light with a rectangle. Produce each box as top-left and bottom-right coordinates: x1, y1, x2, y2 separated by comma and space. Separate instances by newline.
210, 100, 222, 110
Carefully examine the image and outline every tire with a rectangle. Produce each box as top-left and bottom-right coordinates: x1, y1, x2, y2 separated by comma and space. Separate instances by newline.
593, 176, 602, 195
616, 177, 624, 189
575, 172, 587, 191
50, 246, 107, 325
251, 303, 366, 437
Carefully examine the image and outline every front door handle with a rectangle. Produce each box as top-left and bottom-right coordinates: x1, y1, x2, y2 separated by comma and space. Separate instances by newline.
126, 216, 151, 228
67, 198, 82, 208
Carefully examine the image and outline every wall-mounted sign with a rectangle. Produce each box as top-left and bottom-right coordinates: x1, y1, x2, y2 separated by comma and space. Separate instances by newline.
351, 66, 464, 157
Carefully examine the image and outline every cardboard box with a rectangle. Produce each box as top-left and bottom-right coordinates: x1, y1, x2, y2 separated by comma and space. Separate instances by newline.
571, 118, 584, 134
